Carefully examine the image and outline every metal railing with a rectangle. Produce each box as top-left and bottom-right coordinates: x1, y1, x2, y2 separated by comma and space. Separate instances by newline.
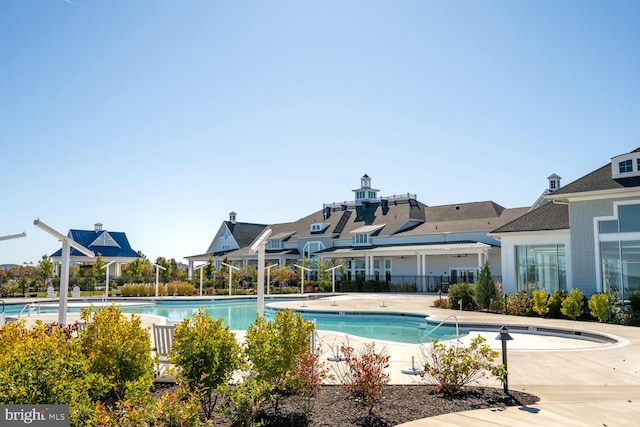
423, 314, 461, 342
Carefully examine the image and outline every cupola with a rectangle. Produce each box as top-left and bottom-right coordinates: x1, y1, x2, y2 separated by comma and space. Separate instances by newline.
353, 174, 380, 202
229, 211, 237, 224
547, 174, 562, 192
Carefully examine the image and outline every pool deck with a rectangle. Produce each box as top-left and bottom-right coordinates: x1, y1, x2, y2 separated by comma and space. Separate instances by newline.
271, 294, 640, 427
7, 293, 640, 426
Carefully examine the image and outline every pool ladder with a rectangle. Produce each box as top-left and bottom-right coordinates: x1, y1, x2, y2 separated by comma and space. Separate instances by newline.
19, 302, 41, 317
423, 314, 461, 342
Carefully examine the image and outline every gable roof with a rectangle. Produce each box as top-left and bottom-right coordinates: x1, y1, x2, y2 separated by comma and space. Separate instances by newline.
551, 148, 640, 197
225, 221, 268, 248
490, 201, 569, 234
51, 229, 142, 259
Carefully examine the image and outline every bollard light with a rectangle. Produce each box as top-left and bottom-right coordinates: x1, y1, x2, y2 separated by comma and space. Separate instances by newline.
495, 326, 513, 393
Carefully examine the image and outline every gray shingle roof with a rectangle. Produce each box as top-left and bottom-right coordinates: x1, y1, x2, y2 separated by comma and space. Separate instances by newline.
225, 222, 268, 248
491, 201, 569, 233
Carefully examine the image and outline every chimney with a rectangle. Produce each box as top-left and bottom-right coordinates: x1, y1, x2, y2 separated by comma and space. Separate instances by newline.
229, 211, 237, 224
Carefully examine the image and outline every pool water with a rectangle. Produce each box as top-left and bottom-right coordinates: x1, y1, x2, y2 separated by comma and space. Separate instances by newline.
5, 299, 462, 344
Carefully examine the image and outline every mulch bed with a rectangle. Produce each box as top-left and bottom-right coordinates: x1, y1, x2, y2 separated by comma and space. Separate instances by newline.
153, 383, 539, 426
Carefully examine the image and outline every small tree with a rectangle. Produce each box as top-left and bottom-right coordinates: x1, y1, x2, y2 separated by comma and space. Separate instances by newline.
37, 254, 54, 288
532, 289, 550, 316
419, 336, 506, 394
474, 261, 496, 310
171, 308, 243, 417
561, 288, 585, 320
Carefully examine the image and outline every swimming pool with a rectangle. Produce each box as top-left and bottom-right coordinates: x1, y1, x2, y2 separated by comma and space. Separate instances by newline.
4, 298, 462, 344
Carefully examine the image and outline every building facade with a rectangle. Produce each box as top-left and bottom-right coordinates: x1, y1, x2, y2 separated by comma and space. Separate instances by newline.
186, 175, 528, 290
492, 148, 640, 301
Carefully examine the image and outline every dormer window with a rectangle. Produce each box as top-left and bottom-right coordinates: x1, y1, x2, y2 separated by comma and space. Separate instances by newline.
310, 223, 329, 233
620, 160, 633, 174
353, 233, 370, 245
612, 151, 640, 179
266, 239, 281, 250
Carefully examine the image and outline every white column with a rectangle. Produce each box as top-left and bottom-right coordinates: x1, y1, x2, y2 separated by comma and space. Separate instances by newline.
257, 242, 266, 317
59, 242, 71, 325
365, 255, 370, 278
188, 260, 194, 279
478, 252, 483, 268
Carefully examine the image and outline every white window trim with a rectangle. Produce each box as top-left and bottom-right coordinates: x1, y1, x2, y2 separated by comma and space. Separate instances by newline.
593, 198, 640, 292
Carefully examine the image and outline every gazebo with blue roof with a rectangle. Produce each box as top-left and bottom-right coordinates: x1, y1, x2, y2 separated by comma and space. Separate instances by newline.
50, 222, 142, 278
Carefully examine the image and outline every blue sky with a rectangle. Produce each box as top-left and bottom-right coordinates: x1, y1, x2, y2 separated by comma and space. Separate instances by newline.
1, 0, 639, 266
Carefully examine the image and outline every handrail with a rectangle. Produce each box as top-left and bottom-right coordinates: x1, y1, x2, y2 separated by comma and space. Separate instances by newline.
423, 315, 460, 342
19, 302, 40, 317
0, 299, 4, 313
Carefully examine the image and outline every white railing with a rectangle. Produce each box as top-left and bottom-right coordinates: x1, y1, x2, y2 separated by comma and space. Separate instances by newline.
423, 314, 460, 342
19, 302, 40, 317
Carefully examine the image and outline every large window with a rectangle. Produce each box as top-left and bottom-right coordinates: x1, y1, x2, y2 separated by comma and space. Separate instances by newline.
598, 202, 640, 300
515, 245, 566, 293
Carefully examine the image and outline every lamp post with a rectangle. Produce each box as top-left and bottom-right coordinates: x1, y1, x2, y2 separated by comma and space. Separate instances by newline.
325, 264, 343, 294
495, 326, 514, 393
153, 263, 167, 297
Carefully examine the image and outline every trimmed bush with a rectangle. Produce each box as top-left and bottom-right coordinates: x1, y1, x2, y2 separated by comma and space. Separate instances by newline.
548, 290, 566, 318
244, 310, 315, 395
447, 283, 477, 310
561, 288, 585, 320
171, 308, 243, 417
79, 304, 155, 403
588, 292, 613, 323
0, 321, 97, 427
532, 289, 550, 316
506, 292, 532, 316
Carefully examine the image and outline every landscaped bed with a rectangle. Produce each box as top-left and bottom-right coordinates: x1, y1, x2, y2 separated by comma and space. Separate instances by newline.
153, 382, 538, 426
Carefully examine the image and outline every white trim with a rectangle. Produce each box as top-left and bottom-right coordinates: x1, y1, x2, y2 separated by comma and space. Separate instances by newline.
593, 198, 640, 293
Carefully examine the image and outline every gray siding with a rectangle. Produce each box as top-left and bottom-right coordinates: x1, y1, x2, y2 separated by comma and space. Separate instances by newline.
569, 197, 638, 295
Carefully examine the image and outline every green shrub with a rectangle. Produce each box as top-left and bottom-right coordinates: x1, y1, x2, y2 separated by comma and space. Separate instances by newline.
547, 290, 566, 318
419, 336, 506, 394
532, 289, 550, 316
220, 376, 272, 427
488, 295, 506, 313
506, 292, 532, 316
79, 304, 155, 403
588, 292, 613, 323
474, 261, 496, 310
0, 321, 97, 427
171, 308, 243, 417
447, 283, 477, 310
167, 282, 195, 296
561, 288, 585, 320
244, 310, 315, 395
93, 390, 205, 427
334, 342, 390, 416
